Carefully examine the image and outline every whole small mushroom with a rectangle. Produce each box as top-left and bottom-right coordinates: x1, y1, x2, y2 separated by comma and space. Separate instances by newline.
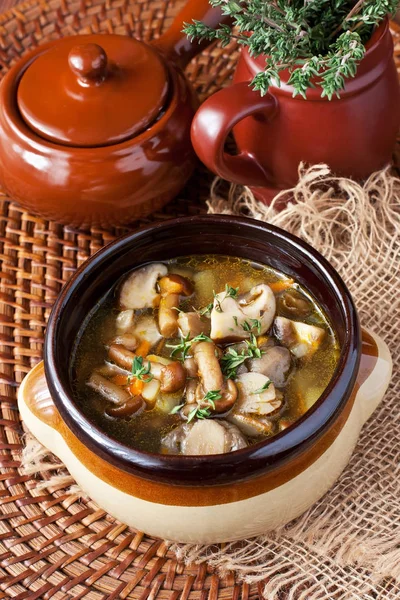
193, 341, 238, 414
158, 274, 194, 338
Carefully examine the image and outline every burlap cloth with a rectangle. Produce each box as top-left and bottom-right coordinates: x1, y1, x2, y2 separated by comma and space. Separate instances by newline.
22, 163, 400, 599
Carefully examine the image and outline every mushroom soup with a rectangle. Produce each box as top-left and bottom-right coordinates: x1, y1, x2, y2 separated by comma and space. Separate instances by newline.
71, 255, 340, 455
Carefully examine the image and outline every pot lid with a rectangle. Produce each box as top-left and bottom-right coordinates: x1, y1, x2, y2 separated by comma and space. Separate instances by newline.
17, 35, 169, 147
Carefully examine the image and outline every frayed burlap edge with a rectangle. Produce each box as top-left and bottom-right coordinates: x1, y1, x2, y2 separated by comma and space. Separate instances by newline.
20, 163, 400, 599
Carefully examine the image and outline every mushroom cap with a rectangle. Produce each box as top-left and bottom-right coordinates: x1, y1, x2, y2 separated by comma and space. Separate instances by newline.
159, 274, 194, 296
162, 419, 247, 455
119, 263, 167, 310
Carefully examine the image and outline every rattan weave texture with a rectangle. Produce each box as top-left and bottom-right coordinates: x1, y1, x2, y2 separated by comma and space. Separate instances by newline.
0, 2, 399, 599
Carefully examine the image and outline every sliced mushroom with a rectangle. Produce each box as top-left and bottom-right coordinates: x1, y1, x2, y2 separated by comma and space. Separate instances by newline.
110, 333, 138, 351
158, 274, 194, 338
235, 372, 282, 415
247, 345, 291, 387
210, 296, 248, 342
177, 311, 211, 338
228, 413, 274, 437
210, 284, 276, 343
133, 315, 162, 346
106, 395, 144, 418
183, 420, 230, 454
87, 372, 130, 404
278, 289, 312, 319
239, 284, 276, 330
119, 263, 167, 310
161, 419, 247, 455
116, 309, 135, 332
274, 317, 325, 358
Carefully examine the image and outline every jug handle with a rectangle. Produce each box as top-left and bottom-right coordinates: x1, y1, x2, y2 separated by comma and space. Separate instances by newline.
191, 81, 277, 187
151, 0, 232, 68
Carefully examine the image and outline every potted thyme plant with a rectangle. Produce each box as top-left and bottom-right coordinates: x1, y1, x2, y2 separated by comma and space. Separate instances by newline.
187, 0, 400, 203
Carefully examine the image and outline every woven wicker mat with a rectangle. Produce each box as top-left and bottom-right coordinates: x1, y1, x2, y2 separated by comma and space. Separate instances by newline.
0, 2, 399, 599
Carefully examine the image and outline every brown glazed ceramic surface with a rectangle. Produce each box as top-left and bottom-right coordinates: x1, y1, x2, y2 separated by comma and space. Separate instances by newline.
0, 0, 224, 228
191, 19, 400, 203
42, 215, 363, 497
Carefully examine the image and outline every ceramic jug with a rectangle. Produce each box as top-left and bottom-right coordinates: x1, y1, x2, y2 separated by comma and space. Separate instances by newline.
191, 19, 400, 203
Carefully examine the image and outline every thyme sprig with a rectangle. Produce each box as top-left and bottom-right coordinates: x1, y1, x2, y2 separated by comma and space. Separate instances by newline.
221, 335, 264, 379
252, 380, 272, 394
166, 332, 213, 361
129, 356, 153, 383
184, 0, 398, 99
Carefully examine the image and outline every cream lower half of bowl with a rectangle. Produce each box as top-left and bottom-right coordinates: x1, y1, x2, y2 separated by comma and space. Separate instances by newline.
17, 330, 391, 544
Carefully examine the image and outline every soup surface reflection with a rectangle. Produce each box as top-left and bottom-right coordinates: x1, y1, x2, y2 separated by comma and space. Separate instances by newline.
71, 255, 340, 455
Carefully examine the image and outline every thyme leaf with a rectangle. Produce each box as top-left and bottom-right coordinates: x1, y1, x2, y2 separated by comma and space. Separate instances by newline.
166, 332, 213, 361
252, 381, 272, 394
129, 356, 154, 383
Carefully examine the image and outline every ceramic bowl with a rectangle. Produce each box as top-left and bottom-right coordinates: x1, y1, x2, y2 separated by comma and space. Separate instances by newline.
18, 216, 392, 543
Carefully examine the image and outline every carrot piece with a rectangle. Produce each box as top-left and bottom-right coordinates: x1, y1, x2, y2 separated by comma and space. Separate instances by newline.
269, 279, 294, 294
136, 340, 151, 358
129, 378, 144, 396
111, 374, 129, 386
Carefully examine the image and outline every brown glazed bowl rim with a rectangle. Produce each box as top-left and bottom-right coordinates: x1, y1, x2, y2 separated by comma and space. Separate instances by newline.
44, 215, 361, 486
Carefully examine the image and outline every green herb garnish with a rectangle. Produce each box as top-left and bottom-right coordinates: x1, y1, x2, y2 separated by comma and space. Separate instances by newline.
166, 332, 213, 361
242, 319, 262, 335
197, 301, 213, 317
187, 406, 212, 422
203, 390, 222, 407
221, 348, 250, 380
221, 337, 264, 379
252, 381, 272, 394
170, 403, 185, 415
129, 356, 153, 383
183, 0, 393, 99
224, 284, 239, 299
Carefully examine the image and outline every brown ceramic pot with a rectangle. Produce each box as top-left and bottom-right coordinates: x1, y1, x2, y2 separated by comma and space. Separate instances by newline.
0, 0, 224, 228
17, 215, 392, 542
191, 19, 400, 204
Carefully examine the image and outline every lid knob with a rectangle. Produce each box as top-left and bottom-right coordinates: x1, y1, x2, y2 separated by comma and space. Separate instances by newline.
68, 43, 108, 85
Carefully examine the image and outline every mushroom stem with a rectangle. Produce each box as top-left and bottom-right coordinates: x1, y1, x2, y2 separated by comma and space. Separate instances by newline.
108, 344, 136, 370
193, 341, 224, 392
158, 274, 194, 338
87, 372, 130, 404
193, 341, 238, 414
159, 293, 180, 338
